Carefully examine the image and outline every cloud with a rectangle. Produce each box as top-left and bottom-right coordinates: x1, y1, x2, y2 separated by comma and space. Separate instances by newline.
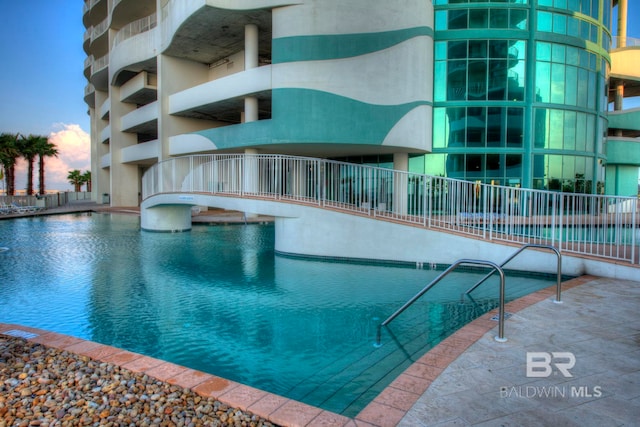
13, 124, 90, 192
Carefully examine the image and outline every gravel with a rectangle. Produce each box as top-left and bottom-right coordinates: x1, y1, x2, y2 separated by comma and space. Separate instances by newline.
0, 335, 280, 427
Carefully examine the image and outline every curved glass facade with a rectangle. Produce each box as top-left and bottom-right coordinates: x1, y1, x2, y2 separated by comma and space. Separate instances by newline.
426, 0, 610, 193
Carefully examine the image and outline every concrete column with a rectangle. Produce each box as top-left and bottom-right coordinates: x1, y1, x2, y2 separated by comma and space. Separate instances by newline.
141, 204, 192, 232
617, 0, 628, 48
109, 85, 140, 207
244, 96, 259, 123
393, 153, 409, 216
245, 24, 259, 69
244, 24, 259, 124
614, 0, 627, 130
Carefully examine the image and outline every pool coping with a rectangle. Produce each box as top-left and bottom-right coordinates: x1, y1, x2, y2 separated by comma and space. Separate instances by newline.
0, 275, 594, 427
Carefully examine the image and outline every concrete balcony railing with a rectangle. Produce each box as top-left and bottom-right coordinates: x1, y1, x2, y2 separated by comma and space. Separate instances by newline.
92, 54, 109, 75
121, 101, 158, 132
84, 56, 94, 81
99, 97, 110, 120
169, 66, 271, 116
110, 26, 159, 85
84, 55, 94, 71
121, 139, 159, 164
113, 14, 157, 48
100, 153, 111, 169
92, 16, 110, 42
84, 84, 96, 108
100, 124, 111, 144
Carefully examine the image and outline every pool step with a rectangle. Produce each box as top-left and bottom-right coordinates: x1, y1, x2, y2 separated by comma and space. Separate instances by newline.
286, 299, 498, 415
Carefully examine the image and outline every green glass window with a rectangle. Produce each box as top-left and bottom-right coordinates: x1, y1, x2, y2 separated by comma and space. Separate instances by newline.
434, 62, 447, 102
537, 11, 552, 32
553, 14, 567, 34
425, 154, 446, 177
507, 108, 523, 147
550, 63, 565, 104
564, 111, 576, 150
548, 110, 564, 149
433, 108, 447, 148
575, 113, 586, 151
565, 66, 577, 106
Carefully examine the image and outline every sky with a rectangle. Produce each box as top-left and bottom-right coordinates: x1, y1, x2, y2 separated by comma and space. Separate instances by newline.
0, 1, 90, 192
0, 1, 639, 191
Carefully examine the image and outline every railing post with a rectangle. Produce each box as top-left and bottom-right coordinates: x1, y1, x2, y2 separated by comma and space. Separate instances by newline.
495, 265, 507, 342
558, 193, 564, 253
632, 198, 637, 264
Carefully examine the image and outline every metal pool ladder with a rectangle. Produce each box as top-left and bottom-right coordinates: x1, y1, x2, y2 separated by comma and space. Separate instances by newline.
375, 244, 563, 346
464, 244, 562, 304
375, 259, 507, 346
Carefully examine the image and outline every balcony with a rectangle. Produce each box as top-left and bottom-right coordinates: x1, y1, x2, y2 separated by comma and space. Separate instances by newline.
121, 101, 158, 134
111, 0, 156, 29
100, 124, 111, 144
84, 84, 96, 108
83, 27, 92, 54
120, 71, 157, 105
110, 23, 158, 87
606, 137, 640, 166
160, 0, 275, 65
121, 139, 159, 165
91, 54, 110, 91
608, 108, 640, 137
113, 14, 157, 48
83, 0, 108, 28
99, 97, 110, 120
90, 16, 110, 57
84, 55, 94, 80
100, 152, 111, 169
609, 36, 640, 100
169, 66, 272, 122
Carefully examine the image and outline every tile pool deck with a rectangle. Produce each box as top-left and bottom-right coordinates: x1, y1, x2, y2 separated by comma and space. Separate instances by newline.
2, 274, 638, 426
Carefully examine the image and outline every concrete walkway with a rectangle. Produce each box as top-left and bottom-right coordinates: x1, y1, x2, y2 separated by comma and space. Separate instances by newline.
398, 276, 640, 426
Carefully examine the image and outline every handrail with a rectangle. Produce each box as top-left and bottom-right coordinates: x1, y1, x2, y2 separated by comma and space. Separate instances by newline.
375, 259, 507, 346
141, 154, 640, 264
464, 244, 563, 303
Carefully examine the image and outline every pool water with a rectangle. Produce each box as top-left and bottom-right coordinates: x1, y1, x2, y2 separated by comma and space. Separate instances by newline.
0, 213, 555, 416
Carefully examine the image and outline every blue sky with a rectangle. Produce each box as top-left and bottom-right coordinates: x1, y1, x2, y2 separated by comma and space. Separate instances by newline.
0, 2, 89, 135
0, 1, 90, 191
0, 1, 638, 190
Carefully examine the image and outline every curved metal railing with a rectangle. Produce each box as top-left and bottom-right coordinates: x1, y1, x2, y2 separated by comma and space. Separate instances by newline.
142, 154, 639, 264
465, 244, 563, 303
375, 259, 507, 345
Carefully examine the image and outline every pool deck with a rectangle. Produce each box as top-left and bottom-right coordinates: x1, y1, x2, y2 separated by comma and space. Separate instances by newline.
2, 203, 639, 425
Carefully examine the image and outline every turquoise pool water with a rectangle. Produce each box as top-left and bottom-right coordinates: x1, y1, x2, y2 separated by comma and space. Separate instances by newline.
0, 213, 555, 416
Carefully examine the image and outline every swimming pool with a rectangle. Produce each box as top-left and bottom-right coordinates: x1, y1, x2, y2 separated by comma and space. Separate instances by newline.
0, 213, 556, 416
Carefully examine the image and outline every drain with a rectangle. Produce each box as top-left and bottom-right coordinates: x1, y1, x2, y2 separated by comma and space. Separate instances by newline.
490, 312, 513, 321
2, 329, 39, 339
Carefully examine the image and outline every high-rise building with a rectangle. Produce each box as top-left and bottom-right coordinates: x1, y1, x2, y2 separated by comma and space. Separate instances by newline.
83, 0, 639, 206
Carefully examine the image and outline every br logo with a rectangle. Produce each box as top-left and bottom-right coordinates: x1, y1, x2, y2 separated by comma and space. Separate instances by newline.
526, 352, 576, 378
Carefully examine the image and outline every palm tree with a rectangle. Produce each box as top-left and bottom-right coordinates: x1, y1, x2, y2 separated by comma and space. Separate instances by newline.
18, 134, 47, 195
0, 133, 21, 195
81, 170, 92, 192
67, 169, 83, 192
34, 138, 58, 195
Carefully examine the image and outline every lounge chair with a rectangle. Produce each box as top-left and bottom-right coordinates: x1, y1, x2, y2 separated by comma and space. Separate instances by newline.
0, 204, 13, 215
10, 203, 37, 214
